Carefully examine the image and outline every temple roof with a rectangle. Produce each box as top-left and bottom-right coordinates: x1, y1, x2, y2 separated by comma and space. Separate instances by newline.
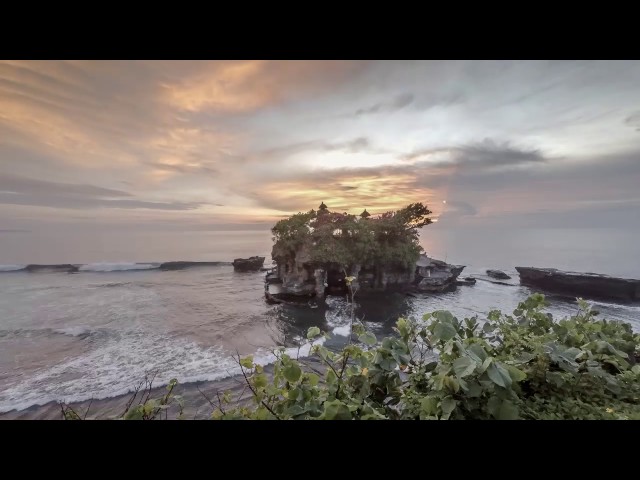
360, 209, 371, 218
318, 202, 328, 210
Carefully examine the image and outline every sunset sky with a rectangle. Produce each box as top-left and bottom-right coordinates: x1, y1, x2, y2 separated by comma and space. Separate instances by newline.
1, 60, 640, 236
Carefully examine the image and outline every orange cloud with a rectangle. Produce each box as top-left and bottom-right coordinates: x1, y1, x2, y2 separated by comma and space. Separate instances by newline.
162, 60, 369, 113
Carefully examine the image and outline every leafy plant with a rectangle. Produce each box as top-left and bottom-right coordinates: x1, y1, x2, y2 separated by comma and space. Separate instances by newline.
213, 294, 640, 420
62, 294, 640, 420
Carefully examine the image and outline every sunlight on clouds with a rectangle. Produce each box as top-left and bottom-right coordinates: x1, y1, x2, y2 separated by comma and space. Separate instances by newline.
306, 151, 397, 169
161, 60, 368, 114
249, 174, 441, 216
163, 61, 271, 113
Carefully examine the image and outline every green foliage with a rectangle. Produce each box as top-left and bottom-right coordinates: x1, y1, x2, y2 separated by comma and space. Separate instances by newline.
270, 203, 433, 270
215, 294, 640, 420
65, 294, 640, 420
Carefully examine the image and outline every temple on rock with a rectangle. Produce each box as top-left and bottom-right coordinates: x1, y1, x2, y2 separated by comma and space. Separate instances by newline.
265, 202, 464, 303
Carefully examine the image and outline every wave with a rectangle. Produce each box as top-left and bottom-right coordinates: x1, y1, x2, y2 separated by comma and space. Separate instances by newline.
0, 261, 233, 274
0, 326, 97, 340
0, 330, 325, 413
79, 263, 160, 272
0, 264, 26, 272
52, 326, 95, 338
588, 299, 640, 313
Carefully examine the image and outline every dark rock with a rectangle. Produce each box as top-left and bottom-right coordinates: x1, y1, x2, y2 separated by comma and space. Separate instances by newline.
415, 257, 465, 293
487, 269, 511, 280
25, 264, 79, 273
232, 256, 265, 271
457, 277, 477, 286
159, 261, 229, 270
516, 267, 640, 302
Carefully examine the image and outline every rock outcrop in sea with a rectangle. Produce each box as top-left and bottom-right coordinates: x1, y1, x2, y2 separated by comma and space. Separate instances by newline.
414, 257, 466, 293
486, 269, 511, 280
268, 253, 464, 300
232, 256, 265, 272
515, 267, 640, 302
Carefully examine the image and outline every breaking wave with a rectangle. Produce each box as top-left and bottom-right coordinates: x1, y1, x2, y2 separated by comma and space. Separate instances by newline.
0, 261, 233, 274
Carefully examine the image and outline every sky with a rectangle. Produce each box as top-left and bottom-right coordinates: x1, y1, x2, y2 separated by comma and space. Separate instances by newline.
1, 60, 640, 241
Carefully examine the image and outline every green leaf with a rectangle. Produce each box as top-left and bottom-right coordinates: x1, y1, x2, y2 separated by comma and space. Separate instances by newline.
441, 396, 457, 420
287, 387, 300, 401
487, 397, 519, 420
323, 399, 351, 420
479, 357, 493, 373
240, 355, 254, 369
433, 322, 457, 342
124, 406, 144, 420
306, 373, 320, 386
504, 364, 526, 382
358, 332, 377, 346
468, 343, 488, 362
253, 373, 267, 389
420, 397, 438, 416
434, 310, 456, 324
283, 362, 302, 383
286, 404, 306, 417
453, 357, 476, 378
515, 352, 535, 364
487, 363, 512, 388
307, 326, 321, 339
396, 318, 410, 339
464, 381, 483, 398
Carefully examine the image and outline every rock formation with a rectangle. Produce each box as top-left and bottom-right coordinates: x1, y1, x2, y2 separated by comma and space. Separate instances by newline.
486, 269, 511, 280
415, 257, 466, 293
232, 256, 265, 272
24, 264, 79, 273
269, 252, 464, 298
516, 267, 640, 302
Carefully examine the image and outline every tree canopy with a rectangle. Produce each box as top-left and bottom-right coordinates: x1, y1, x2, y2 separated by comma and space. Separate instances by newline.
271, 203, 433, 269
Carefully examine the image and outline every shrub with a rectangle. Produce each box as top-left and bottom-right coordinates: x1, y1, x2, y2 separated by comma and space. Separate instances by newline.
213, 294, 640, 420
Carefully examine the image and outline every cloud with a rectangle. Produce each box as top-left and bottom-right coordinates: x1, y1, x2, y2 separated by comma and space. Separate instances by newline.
349, 91, 466, 117
0, 174, 204, 211
402, 140, 547, 169
145, 161, 217, 175
354, 93, 415, 116
625, 112, 640, 131
255, 136, 387, 162
0, 173, 133, 198
162, 61, 371, 114
1, 60, 640, 238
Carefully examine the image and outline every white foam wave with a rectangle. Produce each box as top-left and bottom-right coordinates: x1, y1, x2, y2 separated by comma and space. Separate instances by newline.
587, 300, 640, 313
53, 326, 93, 337
0, 264, 25, 272
332, 325, 351, 337
79, 263, 159, 272
0, 328, 326, 413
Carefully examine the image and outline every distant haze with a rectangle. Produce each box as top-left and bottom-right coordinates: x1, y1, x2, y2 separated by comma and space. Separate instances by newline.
1, 61, 639, 264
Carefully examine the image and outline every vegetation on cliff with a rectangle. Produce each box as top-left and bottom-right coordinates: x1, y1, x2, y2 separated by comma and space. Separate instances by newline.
270, 203, 433, 270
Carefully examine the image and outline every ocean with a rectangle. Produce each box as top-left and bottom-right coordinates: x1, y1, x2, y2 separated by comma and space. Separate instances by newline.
1, 227, 639, 416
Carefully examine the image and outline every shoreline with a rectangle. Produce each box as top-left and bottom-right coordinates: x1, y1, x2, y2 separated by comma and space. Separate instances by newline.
0, 357, 326, 420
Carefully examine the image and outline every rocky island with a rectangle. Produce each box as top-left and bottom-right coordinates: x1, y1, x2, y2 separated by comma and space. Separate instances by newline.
264, 202, 464, 304
232, 256, 265, 271
516, 267, 640, 302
